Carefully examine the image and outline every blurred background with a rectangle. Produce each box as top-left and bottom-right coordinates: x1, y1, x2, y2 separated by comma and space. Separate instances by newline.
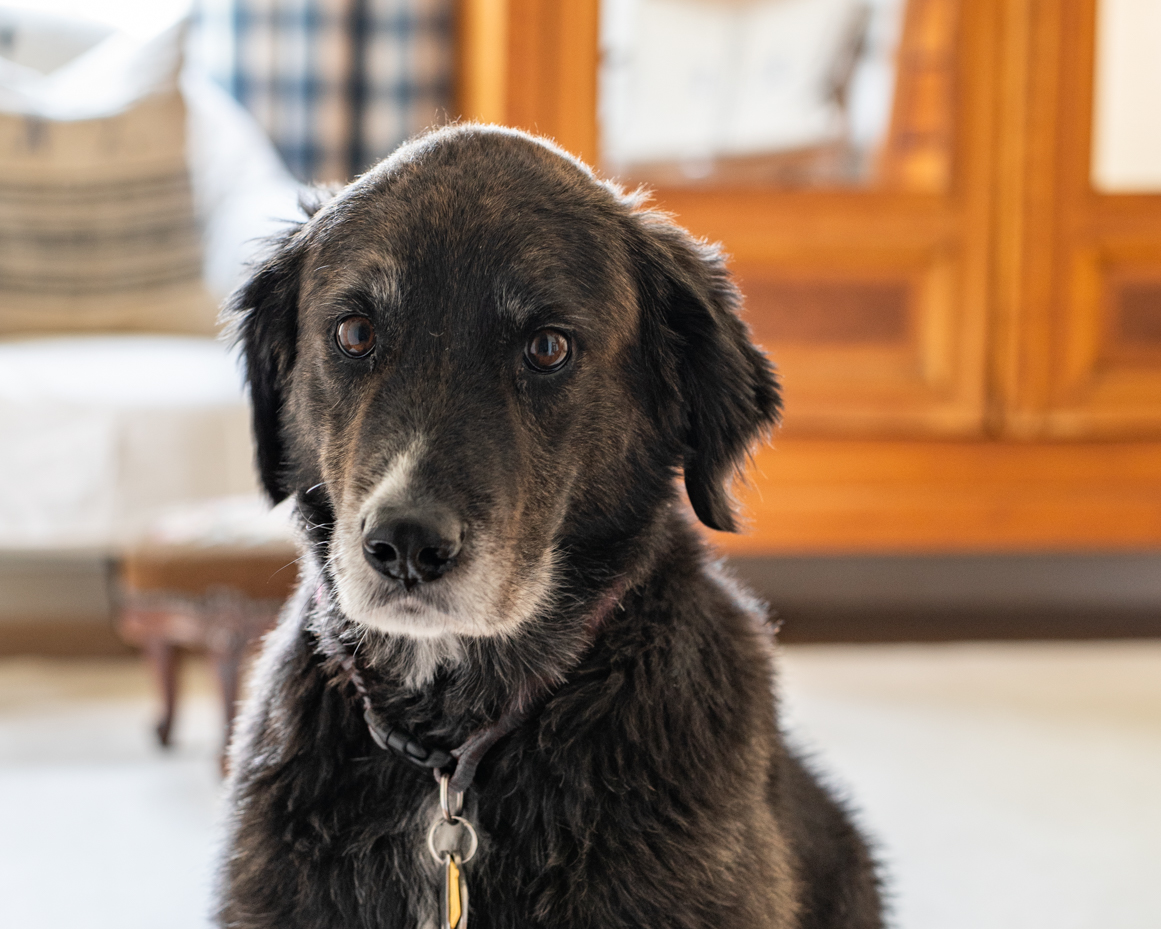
0, 1, 1159, 927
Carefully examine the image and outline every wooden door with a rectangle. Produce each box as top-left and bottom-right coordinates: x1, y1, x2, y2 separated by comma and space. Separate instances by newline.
456, 0, 1161, 553
994, 0, 1161, 438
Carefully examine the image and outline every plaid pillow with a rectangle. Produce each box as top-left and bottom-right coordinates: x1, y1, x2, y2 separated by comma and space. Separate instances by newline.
225, 0, 454, 183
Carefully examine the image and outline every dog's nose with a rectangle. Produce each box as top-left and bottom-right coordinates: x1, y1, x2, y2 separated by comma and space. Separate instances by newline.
362, 513, 462, 590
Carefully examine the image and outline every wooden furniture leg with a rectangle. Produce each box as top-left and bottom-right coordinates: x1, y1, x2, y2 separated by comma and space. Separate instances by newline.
118, 522, 296, 767
145, 636, 179, 748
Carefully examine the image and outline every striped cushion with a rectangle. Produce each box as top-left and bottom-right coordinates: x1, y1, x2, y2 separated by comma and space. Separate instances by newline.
0, 16, 217, 336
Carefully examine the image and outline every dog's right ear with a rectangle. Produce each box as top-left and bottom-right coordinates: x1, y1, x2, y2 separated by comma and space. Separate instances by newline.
629, 208, 781, 532
224, 226, 308, 504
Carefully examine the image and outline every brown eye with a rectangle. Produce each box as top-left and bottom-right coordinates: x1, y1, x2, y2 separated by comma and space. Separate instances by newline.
336, 315, 375, 357
524, 329, 570, 372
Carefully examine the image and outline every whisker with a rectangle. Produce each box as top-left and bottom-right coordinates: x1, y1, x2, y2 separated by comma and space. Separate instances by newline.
270, 557, 302, 580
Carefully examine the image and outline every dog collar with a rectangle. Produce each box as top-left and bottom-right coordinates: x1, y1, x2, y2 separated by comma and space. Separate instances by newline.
336, 649, 454, 771
315, 579, 627, 794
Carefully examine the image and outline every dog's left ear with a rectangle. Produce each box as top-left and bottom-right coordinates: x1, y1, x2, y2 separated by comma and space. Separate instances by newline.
631, 210, 782, 532
223, 225, 309, 504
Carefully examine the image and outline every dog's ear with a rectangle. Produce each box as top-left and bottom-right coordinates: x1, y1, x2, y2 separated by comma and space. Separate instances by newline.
224, 226, 308, 504
298, 184, 342, 219
631, 210, 782, 532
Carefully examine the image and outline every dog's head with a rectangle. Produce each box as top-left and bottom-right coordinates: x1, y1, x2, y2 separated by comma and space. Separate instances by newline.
229, 126, 779, 639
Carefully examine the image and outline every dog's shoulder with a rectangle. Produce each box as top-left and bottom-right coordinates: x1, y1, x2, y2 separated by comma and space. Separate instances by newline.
626, 514, 778, 687
529, 515, 779, 786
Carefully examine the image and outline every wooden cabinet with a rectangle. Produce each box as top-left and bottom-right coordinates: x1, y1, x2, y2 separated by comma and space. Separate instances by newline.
996, 1, 1161, 439
456, 0, 1161, 553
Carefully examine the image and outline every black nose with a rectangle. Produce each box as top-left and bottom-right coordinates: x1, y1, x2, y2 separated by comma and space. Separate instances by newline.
362, 513, 462, 590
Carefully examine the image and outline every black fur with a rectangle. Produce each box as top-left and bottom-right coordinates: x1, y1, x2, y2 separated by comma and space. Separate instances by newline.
220, 125, 881, 929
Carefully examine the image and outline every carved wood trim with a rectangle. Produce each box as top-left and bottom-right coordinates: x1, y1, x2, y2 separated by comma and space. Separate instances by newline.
712, 438, 1161, 554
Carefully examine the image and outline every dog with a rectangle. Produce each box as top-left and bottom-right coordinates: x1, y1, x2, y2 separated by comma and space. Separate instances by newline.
219, 124, 882, 929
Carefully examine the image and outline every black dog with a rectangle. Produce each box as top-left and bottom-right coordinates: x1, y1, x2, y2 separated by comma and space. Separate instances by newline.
220, 125, 881, 929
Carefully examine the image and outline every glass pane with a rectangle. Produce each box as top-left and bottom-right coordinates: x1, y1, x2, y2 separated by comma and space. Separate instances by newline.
598, 0, 958, 191
1092, 0, 1161, 192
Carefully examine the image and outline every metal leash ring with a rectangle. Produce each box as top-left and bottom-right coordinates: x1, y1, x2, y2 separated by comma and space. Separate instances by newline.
439, 772, 464, 822
427, 815, 479, 865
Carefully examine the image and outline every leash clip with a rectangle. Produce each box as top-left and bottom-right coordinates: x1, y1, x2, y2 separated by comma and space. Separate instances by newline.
362, 707, 453, 771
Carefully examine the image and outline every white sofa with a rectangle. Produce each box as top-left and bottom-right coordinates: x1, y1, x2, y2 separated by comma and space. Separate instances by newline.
0, 11, 304, 555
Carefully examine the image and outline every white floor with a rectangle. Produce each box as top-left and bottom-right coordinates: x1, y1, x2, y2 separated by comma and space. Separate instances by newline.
0, 658, 222, 929
778, 642, 1161, 929
0, 641, 1158, 929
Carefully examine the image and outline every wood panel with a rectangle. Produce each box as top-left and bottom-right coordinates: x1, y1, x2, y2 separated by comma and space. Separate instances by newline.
994, 0, 1161, 437
0, 621, 133, 657
504, 0, 599, 163
734, 245, 977, 434
455, 0, 997, 436
744, 279, 911, 345
456, 0, 509, 124
1115, 279, 1161, 349
457, 0, 599, 160
877, 0, 959, 191
711, 438, 1161, 554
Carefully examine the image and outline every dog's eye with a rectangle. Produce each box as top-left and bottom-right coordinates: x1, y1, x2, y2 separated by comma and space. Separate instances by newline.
524, 329, 570, 372
335, 315, 376, 358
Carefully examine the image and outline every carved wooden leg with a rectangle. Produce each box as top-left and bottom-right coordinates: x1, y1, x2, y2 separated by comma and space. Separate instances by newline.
145, 637, 179, 748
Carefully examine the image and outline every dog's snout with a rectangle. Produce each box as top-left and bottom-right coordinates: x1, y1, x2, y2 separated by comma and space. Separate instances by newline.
362, 513, 462, 590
